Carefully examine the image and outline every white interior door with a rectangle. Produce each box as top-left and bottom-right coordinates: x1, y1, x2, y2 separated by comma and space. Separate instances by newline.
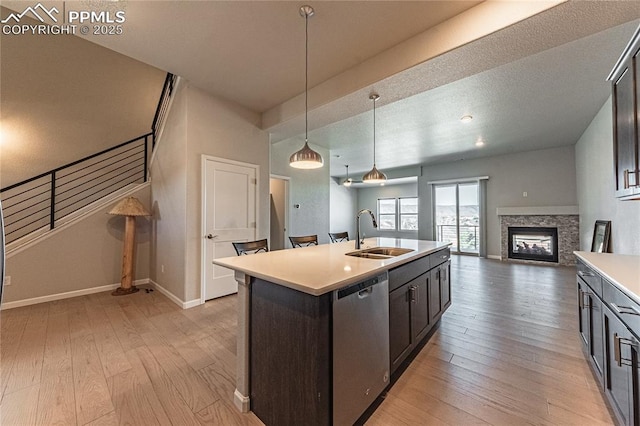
202, 157, 257, 301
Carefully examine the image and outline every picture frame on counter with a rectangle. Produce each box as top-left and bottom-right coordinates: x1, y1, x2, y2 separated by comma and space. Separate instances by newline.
591, 220, 611, 253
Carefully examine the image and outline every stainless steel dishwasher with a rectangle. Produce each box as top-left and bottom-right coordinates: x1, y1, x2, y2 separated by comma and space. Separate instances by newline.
333, 272, 389, 426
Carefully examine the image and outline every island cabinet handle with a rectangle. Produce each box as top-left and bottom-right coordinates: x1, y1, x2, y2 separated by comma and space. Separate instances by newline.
611, 303, 640, 316
409, 286, 417, 303
578, 270, 595, 278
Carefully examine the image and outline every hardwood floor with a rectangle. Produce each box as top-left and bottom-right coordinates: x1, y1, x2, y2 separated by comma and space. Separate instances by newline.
0, 256, 613, 425
368, 256, 614, 426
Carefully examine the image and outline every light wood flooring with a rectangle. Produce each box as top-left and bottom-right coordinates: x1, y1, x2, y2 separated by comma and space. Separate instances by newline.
0, 256, 613, 425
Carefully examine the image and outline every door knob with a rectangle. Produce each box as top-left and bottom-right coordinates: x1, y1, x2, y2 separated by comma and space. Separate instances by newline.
206, 234, 218, 239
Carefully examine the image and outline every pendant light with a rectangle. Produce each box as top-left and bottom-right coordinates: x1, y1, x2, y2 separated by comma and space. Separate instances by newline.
343, 165, 352, 187
362, 94, 387, 183
289, 5, 324, 169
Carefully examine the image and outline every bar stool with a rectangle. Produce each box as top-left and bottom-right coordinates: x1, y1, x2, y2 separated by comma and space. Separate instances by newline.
328, 232, 349, 243
232, 239, 269, 256
289, 235, 318, 248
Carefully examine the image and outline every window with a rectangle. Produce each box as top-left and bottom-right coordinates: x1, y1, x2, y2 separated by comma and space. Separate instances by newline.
399, 197, 418, 230
377, 197, 418, 231
378, 198, 396, 230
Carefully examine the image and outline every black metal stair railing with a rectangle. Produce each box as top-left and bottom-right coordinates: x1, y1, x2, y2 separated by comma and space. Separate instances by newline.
0, 72, 176, 245
0, 134, 151, 244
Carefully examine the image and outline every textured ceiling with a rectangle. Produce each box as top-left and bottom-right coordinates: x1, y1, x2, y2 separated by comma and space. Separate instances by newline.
72, 0, 481, 112
4, 0, 639, 181
302, 19, 640, 176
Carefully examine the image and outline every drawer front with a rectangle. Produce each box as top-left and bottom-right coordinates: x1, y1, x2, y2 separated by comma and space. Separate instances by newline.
603, 278, 640, 338
577, 259, 603, 297
389, 255, 430, 292
430, 248, 451, 268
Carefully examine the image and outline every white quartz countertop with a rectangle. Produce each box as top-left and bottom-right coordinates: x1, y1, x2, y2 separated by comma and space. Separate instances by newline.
214, 238, 451, 296
574, 251, 640, 303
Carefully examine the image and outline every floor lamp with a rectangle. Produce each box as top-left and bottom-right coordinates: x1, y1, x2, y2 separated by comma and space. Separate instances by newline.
108, 196, 151, 296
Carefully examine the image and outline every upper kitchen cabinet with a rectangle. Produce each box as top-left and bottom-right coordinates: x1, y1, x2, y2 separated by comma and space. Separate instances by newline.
610, 25, 640, 200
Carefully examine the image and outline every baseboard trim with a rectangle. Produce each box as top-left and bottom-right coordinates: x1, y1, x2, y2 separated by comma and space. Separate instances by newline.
487, 255, 502, 260
149, 279, 201, 309
1, 278, 150, 310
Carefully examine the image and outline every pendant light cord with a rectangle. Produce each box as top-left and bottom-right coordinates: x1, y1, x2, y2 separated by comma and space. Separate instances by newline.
305, 12, 309, 143
373, 96, 376, 165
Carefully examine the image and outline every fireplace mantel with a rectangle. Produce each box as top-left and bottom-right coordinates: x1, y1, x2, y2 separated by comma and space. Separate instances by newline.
496, 206, 578, 216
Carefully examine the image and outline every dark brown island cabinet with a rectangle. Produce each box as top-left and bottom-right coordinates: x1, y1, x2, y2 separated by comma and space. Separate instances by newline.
577, 259, 640, 425
610, 24, 640, 200
389, 248, 450, 375
250, 247, 451, 426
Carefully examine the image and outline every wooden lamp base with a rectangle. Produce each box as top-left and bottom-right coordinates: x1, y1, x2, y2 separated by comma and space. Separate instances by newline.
112, 286, 140, 296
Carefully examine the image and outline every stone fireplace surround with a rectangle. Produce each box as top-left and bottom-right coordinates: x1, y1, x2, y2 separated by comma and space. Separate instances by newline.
497, 206, 579, 266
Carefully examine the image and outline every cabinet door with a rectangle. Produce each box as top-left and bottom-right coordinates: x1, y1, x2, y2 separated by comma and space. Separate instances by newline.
389, 284, 412, 374
604, 308, 633, 425
613, 60, 638, 196
411, 272, 430, 343
578, 280, 591, 349
429, 268, 442, 322
440, 261, 451, 312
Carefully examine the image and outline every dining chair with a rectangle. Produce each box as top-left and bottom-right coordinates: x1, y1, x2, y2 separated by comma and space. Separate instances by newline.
328, 232, 349, 243
232, 239, 269, 256
289, 235, 318, 248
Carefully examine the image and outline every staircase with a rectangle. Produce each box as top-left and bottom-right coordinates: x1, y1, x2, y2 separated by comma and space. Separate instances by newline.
0, 73, 176, 247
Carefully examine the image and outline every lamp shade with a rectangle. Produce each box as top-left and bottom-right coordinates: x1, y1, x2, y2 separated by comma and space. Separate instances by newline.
289, 142, 324, 169
362, 165, 387, 184
108, 196, 151, 217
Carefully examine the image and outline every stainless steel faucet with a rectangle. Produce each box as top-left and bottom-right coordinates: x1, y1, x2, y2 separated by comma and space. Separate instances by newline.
355, 209, 378, 249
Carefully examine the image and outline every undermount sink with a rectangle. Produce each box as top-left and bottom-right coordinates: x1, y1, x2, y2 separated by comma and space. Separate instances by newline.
345, 247, 414, 259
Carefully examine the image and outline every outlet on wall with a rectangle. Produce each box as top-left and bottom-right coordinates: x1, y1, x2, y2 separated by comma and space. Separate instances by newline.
5, 276, 11, 286
161, 265, 165, 274
523, 191, 528, 197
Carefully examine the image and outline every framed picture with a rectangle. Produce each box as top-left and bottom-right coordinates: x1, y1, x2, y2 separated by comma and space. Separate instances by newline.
591, 220, 611, 253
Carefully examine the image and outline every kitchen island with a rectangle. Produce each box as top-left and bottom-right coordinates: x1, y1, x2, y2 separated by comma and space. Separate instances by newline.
213, 237, 451, 425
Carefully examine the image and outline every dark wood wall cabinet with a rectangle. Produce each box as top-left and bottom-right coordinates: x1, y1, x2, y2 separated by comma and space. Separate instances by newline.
576, 259, 640, 425
389, 248, 450, 375
609, 24, 640, 200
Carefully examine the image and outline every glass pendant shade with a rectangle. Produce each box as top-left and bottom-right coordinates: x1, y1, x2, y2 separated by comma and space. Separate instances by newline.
362, 164, 387, 183
290, 5, 324, 169
290, 141, 324, 169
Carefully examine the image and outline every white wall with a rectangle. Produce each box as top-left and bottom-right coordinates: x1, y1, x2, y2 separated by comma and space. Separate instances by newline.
3, 185, 151, 305
418, 146, 578, 258
150, 82, 269, 303
575, 97, 640, 254
357, 183, 419, 239
330, 179, 357, 239
184, 87, 269, 302
0, 7, 165, 188
271, 139, 331, 245
150, 81, 188, 300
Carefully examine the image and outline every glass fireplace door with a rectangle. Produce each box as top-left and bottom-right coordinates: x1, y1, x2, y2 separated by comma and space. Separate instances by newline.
434, 182, 480, 254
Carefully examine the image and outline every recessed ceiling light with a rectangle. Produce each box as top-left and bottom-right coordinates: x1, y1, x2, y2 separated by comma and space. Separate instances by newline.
460, 115, 473, 123
475, 139, 485, 147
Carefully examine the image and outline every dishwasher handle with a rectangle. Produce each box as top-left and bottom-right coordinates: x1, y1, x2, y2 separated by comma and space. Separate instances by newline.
358, 287, 373, 298
336, 273, 386, 300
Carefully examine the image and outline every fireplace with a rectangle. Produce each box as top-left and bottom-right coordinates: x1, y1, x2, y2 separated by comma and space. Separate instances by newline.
508, 226, 558, 263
